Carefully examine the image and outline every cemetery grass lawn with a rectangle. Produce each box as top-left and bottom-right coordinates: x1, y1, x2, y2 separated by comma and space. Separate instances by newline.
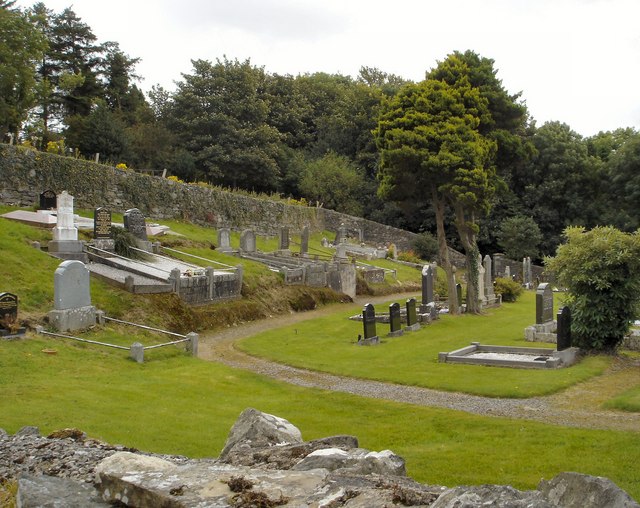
1, 336, 639, 501
237, 291, 612, 398
605, 385, 640, 412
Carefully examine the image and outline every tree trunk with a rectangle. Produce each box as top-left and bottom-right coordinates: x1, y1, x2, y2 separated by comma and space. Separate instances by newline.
454, 204, 481, 314
432, 186, 458, 315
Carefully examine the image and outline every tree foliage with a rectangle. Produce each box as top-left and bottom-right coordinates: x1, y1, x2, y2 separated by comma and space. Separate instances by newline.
497, 215, 542, 260
545, 226, 640, 352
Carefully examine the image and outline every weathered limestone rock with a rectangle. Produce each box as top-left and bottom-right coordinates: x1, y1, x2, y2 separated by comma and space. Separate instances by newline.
431, 484, 549, 507
293, 447, 406, 477
218, 407, 303, 462
538, 471, 640, 508
16, 474, 108, 507
4, 411, 639, 508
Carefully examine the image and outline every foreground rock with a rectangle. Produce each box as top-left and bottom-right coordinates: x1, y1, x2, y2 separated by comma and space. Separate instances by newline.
4, 408, 638, 507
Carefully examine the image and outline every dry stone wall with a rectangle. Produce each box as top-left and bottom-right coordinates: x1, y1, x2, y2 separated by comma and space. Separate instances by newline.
0, 145, 417, 250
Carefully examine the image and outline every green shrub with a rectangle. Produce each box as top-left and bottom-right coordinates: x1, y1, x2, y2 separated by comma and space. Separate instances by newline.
112, 226, 148, 260
494, 277, 523, 302
412, 232, 438, 261
545, 226, 640, 352
397, 249, 422, 264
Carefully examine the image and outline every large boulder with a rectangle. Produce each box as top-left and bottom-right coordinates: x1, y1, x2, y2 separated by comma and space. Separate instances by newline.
430, 484, 550, 507
538, 471, 640, 508
218, 407, 303, 462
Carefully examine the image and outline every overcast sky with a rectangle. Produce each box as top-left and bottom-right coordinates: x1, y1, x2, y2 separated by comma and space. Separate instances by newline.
16, 0, 640, 137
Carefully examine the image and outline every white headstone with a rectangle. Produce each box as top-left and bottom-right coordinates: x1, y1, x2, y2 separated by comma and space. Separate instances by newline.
53, 260, 91, 310
53, 191, 77, 242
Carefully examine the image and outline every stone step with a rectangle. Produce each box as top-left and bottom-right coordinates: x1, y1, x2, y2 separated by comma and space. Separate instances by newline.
88, 262, 173, 294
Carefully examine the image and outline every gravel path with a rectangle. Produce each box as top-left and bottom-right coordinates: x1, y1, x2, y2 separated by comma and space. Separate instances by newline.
198, 294, 640, 433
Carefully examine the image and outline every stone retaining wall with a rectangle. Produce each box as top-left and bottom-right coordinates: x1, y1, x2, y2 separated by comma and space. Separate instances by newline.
0, 145, 418, 250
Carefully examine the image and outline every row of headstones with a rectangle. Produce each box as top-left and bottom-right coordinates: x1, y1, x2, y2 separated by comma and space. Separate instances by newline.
360, 298, 421, 344
237, 226, 311, 254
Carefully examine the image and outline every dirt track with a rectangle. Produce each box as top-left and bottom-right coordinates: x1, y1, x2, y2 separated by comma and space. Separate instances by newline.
198, 294, 640, 433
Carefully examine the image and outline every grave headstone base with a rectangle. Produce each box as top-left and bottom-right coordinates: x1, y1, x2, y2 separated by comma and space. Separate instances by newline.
92, 239, 115, 252
134, 239, 153, 253
420, 303, 439, 320
524, 321, 557, 342
48, 305, 96, 332
47, 240, 88, 262
387, 329, 404, 338
0, 327, 26, 338
357, 335, 379, 346
404, 323, 421, 332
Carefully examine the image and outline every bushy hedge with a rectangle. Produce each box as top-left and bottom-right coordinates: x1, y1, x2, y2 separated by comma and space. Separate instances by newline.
494, 277, 523, 302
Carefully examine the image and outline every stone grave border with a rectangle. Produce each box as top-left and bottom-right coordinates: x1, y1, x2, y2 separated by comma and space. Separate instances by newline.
439, 342, 579, 369
35, 317, 198, 364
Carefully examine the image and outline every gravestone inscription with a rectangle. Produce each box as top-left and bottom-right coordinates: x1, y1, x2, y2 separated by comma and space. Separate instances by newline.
123, 208, 147, 240
536, 283, 554, 324
93, 207, 112, 239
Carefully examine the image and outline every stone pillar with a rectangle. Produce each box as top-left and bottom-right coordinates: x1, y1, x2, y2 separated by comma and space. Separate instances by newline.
300, 226, 309, 256
130, 342, 144, 363
186, 332, 199, 356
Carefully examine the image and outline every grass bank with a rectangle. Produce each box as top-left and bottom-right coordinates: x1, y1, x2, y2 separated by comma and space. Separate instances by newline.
1, 336, 639, 500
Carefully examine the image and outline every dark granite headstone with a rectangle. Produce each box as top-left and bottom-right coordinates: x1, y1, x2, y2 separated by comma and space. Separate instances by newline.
0, 292, 18, 333
557, 306, 572, 351
456, 284, 463, 307
536, 283, 554, 324
93, 207, 112, 239
39, 190, 56, 210
123, 208, 147, 240
422, 265, 434, 304
389, 303, 402, 333
406, 298, 417, 326
362, 303, 377, 339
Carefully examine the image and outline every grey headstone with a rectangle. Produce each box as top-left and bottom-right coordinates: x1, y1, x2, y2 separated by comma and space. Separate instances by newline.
536, 283, 554, 324
93, 207, 112, 239
362, 303, 377, 340
300, 226, 309, 254
217, 228, 232, 252
240, 229, 256, 253
557, 306, 572, 351
53, 260, 91, 310
123, 208, 147, 240
422, 265, 434, 304
278, 227, 290, 250
389, 303, 402, 333
406, 298, 417, 326
483, 254, 494, 296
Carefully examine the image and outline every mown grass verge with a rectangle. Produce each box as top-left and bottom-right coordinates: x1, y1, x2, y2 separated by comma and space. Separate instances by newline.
237, 291, 612, 398
1, 335, 639, 500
